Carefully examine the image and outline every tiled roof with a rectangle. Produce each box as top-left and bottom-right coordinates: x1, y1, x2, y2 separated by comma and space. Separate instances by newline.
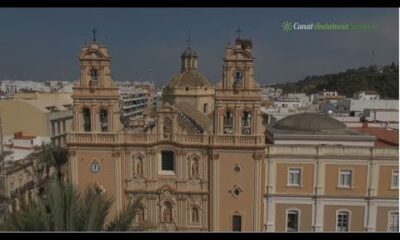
352, 127, 399, 147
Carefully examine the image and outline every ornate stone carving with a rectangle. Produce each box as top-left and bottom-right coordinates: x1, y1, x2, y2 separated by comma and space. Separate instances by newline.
211, 153, 219, 160
112, 151, 121, 157
253, 152, 264, 161
176, 149, 186, 157
229, 185, 243, 198
146, 148, 157, 155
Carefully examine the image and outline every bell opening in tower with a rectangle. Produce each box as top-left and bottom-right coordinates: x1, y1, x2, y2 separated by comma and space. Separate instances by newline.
100, 109, 109, 132
82, 108, 91, 132
223, 110, 234, 134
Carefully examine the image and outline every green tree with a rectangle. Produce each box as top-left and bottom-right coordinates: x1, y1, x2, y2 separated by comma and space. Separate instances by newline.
0, 181, 145, 231
29, 144, 69, 182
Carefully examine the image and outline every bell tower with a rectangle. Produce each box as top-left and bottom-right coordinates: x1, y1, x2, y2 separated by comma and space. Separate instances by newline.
68, 30, 124, 219
214, 32, 263, 136
71, 29, 121, 133
211, 30, 265, 232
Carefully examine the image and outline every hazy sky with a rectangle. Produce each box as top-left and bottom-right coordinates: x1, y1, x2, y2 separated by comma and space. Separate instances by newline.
0, 8, 397, 85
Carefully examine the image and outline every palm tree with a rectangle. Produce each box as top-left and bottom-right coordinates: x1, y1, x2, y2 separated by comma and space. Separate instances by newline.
29, 143, 69, 182
0, 181, 144, 231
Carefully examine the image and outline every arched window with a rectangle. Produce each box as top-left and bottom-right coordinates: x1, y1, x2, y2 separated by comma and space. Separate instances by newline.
191, 207, 199, 223
336, 210, 350, 232
233, 70, 243, 89
286, 209, 300, 232
163, 202, 173, 222
137, 207, 145, 222
99, 108, 109, 132
223, 110, 234, 134
235, 70, 243, 83
82, 108, 91, 132
241, 110, 252, 134
91, 69, 98, 80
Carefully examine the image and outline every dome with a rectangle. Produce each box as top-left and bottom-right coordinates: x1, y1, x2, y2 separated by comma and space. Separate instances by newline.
274, 113, 346, 132
168, 70, 211, 88
181, 47, 198, 58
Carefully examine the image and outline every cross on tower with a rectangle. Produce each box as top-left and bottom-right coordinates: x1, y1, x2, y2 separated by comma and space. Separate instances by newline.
236, 27, 242, 39
186, 30, 191, 48
91, 28, 97, 42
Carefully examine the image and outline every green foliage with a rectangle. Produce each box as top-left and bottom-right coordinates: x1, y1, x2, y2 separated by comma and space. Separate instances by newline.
271, 63, 399, 99
29, 144, 69, 182
0, 181, 143, 231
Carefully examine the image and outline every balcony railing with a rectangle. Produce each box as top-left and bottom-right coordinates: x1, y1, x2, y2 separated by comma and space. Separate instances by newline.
67, 132, 264, 147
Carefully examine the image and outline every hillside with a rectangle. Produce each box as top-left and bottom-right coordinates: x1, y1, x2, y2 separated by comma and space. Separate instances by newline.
270, 63, 399, 99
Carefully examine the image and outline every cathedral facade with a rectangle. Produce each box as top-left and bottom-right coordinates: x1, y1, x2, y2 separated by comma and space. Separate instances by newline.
68, 37, 265, 231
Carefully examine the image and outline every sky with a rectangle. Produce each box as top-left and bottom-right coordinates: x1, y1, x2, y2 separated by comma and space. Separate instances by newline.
0, 8, 398, 86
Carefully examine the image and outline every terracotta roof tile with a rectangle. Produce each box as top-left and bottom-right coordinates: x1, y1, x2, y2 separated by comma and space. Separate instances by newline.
352, 127, 399, 147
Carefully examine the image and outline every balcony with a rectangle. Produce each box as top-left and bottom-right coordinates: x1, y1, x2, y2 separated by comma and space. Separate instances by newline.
67, 132, 264, 147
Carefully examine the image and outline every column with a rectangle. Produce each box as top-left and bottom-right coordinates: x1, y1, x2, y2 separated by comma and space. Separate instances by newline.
202, 195, 208, 230
253, 153, 263, 231
113, 151, 122, 215
266, 199, 275, 232
235, 105, 241, 134
210, 153, 220, 231
314, 199, 324, 232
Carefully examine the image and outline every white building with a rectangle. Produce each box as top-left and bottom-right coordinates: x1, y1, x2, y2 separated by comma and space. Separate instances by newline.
354, 91, 380, 100
337, 99, 399, 116
0, 80, 51, 96
119, 87, 150, 119
261, 87, 283, 100
363, 109, 399, 123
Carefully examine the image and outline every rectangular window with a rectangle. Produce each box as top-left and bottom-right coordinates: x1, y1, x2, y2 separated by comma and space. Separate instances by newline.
391, 170, 399, 189
288, 168, 301, 186
389, 212, 399, 232
339, 170, 352, 188
203, 103, 208, 114
161, 151, 174, 171
287, 210, 299, 232
337, 212, 349, 232
232, 215, 242, 232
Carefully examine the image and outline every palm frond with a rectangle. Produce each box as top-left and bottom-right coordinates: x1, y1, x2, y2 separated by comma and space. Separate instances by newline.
105, 197, 142, 231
